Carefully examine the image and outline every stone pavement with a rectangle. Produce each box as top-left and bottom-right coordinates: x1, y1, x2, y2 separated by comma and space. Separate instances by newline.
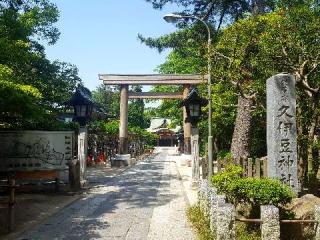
1, 165, 128, 240
8, 147, 196, 240
147, 148, 195, 240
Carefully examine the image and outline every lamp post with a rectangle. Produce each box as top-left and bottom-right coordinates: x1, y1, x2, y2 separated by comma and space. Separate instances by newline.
164, 13, 213, 179
66, 86, 94, 190
180, 88, 207, 186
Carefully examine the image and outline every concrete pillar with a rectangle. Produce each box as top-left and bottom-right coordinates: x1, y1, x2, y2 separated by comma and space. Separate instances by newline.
183, 84, 191, 154
210, 193, 225, 233
198, 179, 212, 217
198, 179, 208, 211
119, 84, 129, 154
191, 127, 200, 187
261, 205, 280, 240
216, 203, 236, 240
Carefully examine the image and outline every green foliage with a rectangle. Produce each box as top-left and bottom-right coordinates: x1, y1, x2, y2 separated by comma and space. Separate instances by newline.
0, 0, 60, 44
129, 125, 158, 147
128, 85, 147, 128
211, 165, 295, 207
93, 85, 149, 129
4, 112, 80, 131
228, 178, 295, 206
186, 205, 214, 240
92, 84, 120, 119
0, 64, 42, 124
103, 120, 119, 135
211, 164, 243, 195
216, 151, 232, 159
0, 77, 41, 108
0, 0, 82, 129
89, 120, 158, 148
236, 223, 261, 240
145, 85, 183, 127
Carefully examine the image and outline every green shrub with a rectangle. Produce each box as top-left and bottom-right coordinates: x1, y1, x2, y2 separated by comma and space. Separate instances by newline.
229, 178, 295, 207
103, 120, 119, 135
211, 164, 243, 196
211, 164, 295, 210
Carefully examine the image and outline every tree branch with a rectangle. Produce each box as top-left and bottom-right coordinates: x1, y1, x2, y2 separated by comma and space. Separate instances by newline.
201, 2, 215, 21
232, 80, 257, 100
301, 77, 319, 94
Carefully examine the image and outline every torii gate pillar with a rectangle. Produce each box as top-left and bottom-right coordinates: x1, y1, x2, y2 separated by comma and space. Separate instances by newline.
119, 84, 129, 154
183, 85, 191, 154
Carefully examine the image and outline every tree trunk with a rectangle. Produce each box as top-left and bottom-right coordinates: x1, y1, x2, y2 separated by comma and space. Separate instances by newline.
229, 0, 264, 160
306, 97, 319, 193
230, 95, 253, 159
297, 105, 306, 186
317, 134, 320, 180
307, 99, 319, 176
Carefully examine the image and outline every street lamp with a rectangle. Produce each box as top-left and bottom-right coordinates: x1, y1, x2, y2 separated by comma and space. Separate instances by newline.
164, 13, 213, 179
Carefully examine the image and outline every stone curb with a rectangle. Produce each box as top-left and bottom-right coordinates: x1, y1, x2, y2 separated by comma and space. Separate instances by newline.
174, 162, 191, 207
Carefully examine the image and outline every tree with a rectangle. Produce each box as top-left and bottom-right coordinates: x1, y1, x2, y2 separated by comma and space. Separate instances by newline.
0, 0, 82, 128
92, 84, 120, 119
141, 0, 273, 158
256, 2, 320, 182
215, 1, 320, 184
0, 64, 42, 126
128, 85, 147, 128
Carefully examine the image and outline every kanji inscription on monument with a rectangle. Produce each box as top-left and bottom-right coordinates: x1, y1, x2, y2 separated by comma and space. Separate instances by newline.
267, 74, 298, 192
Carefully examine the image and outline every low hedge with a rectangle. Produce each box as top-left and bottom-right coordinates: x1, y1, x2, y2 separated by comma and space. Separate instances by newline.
211, 165, 295, 208
228, 178, 295, 206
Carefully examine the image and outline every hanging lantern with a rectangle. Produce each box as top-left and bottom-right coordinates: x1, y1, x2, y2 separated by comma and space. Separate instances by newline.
180, 88, 207, 126
66, 87, 94, 126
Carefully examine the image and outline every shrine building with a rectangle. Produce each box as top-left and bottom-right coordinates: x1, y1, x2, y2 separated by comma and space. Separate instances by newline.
146, 118, 181, 147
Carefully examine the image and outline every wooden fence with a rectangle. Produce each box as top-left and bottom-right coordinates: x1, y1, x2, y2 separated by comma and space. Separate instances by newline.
213, 157, 269, 178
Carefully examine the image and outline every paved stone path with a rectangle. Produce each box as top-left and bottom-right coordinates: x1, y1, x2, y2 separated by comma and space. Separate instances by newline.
18, 147, 195, 240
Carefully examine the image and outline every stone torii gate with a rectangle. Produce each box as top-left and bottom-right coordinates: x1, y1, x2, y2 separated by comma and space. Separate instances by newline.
99, 74, 206, 155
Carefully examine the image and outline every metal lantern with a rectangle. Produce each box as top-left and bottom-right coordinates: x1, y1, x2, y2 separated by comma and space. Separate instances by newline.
67, 87, 94, 126
180, 88, 207, 126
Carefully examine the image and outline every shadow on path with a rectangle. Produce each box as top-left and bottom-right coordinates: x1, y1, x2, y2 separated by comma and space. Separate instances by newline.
19, 151, 179, 240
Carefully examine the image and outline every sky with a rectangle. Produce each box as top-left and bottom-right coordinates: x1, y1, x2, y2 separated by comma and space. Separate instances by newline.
45, 0, 181, 91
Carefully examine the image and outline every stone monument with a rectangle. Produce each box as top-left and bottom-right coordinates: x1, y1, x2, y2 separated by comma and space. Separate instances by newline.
267, 73, 298, 192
